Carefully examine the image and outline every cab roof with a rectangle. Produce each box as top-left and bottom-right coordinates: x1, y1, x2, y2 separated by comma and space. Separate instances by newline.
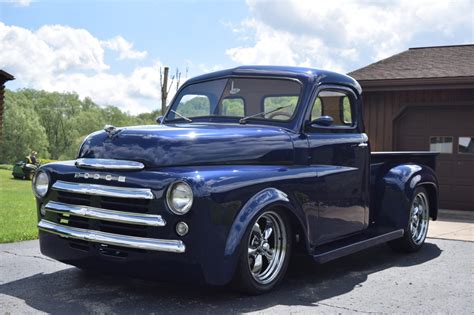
185, 65, 362, 94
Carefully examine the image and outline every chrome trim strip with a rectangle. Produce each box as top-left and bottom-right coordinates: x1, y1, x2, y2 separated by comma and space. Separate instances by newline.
45, 201, 165, 227
76, 158, 145, 170
52, 181, 154, 200
38, 220, 185, 253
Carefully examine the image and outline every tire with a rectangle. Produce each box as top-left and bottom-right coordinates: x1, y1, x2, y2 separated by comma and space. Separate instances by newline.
232, 208, 292, 295
389, 187, 430, 252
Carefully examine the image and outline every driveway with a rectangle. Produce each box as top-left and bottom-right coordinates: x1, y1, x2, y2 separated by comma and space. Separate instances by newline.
1, 237, 473, 314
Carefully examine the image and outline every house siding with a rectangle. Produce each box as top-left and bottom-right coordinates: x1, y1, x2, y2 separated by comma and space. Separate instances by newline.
362, 88, 474, 151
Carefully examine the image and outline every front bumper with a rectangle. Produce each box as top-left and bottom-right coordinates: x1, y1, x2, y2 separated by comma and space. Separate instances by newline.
38, 219, 186, 253
38, 230, 206, 284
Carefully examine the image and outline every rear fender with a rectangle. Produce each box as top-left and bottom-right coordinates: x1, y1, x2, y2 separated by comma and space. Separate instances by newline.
375, 164, 438, 229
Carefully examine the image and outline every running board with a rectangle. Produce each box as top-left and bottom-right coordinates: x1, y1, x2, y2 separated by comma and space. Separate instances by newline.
313, 229, 404, 264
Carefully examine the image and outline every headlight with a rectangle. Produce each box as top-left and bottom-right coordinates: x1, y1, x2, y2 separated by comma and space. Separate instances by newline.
33, 171, 49, 198
166, 181, 193, 215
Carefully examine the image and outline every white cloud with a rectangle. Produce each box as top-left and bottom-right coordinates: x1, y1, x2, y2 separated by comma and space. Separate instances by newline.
101, 36, 147, 60
0, 22, 162, 114
227, 0, 473, 72
6, 0, 31, 7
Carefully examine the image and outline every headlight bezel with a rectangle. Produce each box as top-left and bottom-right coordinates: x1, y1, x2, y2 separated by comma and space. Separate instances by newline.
166, 181, 194, 215
33, 170, 50, 198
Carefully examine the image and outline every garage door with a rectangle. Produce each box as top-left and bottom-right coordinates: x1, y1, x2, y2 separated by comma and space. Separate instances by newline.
395, 105, 474, 211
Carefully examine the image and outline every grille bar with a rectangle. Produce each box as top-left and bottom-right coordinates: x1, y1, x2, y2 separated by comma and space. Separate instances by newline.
38, 220, 185, 253
52, 180, 154, 200
45, 201, 165, 227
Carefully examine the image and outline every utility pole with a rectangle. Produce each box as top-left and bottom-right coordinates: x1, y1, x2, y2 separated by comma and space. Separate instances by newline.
160, 66, 169, 115
160, 66, 185, 115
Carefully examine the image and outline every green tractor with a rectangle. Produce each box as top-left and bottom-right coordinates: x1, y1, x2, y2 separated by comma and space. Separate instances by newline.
12, 152, 40, 180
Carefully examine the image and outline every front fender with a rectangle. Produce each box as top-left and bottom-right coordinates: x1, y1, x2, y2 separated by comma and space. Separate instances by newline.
224, 187, 290, 257
375, 164, 438, 229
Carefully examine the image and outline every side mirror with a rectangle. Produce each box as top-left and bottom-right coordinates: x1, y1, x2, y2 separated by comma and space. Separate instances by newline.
309, 115, 334, 127
155, 116, 164, 124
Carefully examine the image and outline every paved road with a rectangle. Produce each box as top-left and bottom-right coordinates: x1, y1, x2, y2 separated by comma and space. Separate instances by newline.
1, 238, 472, 314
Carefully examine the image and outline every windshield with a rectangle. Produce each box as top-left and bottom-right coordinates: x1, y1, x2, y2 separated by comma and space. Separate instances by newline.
165, 78, 302, 123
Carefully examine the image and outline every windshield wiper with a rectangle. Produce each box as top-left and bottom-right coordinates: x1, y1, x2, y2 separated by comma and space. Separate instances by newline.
168, 110, 192, 122
239, 104, 293, 124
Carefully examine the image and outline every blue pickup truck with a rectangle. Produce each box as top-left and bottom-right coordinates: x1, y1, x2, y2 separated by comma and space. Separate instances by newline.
34, 66, 438, 294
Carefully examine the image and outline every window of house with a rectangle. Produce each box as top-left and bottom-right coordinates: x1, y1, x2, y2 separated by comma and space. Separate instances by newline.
430, 136, 453, 153
310, 90, 354, 126
221, 97, 245, 116
263, 96, 299, 121
458, 136, 474, 154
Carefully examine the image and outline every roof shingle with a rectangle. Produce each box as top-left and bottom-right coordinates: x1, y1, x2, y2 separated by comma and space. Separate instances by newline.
349, 44, 474, 81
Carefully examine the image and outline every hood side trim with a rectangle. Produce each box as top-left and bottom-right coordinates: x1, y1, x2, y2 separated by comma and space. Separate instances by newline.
76, 158, 145, 171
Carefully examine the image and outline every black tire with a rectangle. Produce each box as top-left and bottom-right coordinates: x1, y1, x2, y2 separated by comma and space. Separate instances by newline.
389, 187, 430, 253
232, 207, 292, 295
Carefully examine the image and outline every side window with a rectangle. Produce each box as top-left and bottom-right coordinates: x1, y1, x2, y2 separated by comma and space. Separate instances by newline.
430, 136, 453, 153
341, 96, 352, 124
310, 90, 354, 126
221, 97, 245, 116
310, 97, 322, 120
263, 96, 298, 121
175, 94, 210, 117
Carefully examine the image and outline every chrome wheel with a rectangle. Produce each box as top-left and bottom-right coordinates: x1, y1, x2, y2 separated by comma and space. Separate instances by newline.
409, 192, 429, 245
247, 211, 287, 285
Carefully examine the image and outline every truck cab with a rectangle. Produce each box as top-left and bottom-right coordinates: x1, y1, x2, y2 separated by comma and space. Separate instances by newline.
34, 66, 438, 294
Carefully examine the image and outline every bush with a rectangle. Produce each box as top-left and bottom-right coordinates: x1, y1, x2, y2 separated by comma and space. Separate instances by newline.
40, 159, 60, 165
0, 164, 13, 171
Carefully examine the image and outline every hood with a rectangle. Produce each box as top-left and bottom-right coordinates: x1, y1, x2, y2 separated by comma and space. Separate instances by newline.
78, 124, 294, 168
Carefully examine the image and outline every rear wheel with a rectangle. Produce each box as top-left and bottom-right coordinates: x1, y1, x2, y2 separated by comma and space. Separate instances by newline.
389, 187, 430, 252
233, 208, 292, 294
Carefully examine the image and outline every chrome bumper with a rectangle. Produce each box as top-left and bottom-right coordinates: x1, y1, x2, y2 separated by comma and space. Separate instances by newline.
38, 220, 185, 253
44, 201, 166, 227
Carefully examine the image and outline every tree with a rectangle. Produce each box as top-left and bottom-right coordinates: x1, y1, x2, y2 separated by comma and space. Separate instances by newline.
0, 91, 49, 163
29, 91, 82, 159
0, 89, 160, 163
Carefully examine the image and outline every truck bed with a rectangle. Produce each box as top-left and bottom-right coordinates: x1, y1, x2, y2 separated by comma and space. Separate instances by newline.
371, 151, 438, 170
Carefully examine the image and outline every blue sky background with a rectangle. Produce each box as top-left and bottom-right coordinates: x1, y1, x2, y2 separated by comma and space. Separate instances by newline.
2, 1, 248, 74
1, 0, 472, 113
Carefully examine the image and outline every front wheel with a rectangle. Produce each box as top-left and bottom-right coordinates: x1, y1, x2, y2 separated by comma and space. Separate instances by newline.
389, 187, 430, 252
232, 208, 292, 295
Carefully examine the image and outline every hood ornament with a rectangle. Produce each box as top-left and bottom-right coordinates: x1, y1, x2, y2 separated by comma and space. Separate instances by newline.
104, 125, 120, 138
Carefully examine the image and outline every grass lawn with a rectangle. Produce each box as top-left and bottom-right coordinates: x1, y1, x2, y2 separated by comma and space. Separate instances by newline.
0, 169, 38, 243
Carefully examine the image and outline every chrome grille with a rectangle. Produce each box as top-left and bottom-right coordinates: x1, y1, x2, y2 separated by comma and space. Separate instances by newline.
53, 180, 154, 199
38, 180, 185, 253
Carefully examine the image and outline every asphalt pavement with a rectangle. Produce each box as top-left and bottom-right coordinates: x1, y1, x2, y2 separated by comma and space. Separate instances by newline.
1, 237, 473, 314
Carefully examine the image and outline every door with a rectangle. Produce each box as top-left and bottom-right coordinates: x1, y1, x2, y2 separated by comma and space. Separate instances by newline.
305, 87, 369, 244
395, 105, 474, 210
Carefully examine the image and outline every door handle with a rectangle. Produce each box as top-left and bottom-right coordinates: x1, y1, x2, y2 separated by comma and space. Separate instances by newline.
358, 142, 368, 147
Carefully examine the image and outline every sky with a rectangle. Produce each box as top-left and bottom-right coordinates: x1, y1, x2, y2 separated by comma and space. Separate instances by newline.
0, 0, 473, 114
